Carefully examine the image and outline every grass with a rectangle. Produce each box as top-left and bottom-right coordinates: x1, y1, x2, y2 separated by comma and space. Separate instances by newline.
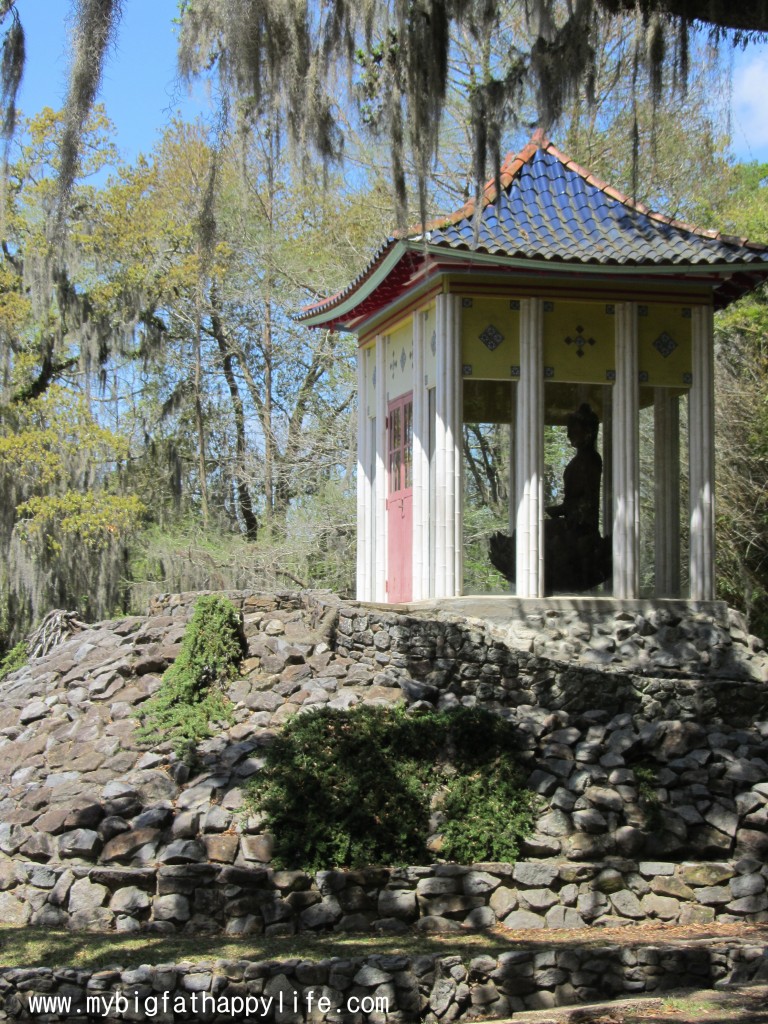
0, 925, 512, 971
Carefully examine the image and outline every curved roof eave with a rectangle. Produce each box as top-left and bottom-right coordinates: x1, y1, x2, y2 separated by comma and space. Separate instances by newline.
299, 241, 768, 332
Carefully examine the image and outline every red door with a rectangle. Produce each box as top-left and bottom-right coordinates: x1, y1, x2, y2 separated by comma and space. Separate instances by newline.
387, 394, 413, 602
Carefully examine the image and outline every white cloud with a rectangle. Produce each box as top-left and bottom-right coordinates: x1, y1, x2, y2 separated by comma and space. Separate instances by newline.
733, 53, 768, 155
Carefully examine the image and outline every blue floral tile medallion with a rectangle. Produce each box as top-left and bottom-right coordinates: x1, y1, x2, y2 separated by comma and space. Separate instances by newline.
653, 331, 678, 358
480, 324, 505, 350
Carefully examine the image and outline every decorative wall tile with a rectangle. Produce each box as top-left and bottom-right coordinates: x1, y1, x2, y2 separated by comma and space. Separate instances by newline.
564, 325, 597, 358
653, 331, 678, 358
479, 324, 505, 350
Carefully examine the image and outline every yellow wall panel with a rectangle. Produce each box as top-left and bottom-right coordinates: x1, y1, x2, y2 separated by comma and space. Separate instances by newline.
542, 300, 615, 384
637, 304, 693, 387
362, 341, 376, 419
423, 305, 437, 390
385, 320, 413, 401
460, 297, 521, 380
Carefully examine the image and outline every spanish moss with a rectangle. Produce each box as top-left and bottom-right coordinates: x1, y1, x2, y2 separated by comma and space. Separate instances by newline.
0, 0, 765, 230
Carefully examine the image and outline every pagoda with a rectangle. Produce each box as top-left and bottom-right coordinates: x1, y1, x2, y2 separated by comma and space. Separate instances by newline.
298, 132, 768, 604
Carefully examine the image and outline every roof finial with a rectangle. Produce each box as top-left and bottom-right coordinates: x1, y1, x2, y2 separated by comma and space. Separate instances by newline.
531, 127, 548, 148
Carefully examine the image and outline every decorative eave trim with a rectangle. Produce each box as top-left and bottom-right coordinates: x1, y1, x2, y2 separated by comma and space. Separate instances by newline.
298, 241, 768, 332
296, 240, 407, 326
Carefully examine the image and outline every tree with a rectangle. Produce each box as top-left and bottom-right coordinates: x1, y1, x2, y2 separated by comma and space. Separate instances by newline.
1, 0, 766, 225
0, 108, 145, 643
706, 162, 768, 635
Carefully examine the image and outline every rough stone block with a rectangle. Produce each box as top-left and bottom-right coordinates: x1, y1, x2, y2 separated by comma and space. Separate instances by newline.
502, 909, 545, 929
511, 863, 558, 888
153, 894, 191, 921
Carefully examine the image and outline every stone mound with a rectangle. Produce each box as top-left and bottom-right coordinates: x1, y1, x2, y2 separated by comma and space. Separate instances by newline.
0, 590, 767, 938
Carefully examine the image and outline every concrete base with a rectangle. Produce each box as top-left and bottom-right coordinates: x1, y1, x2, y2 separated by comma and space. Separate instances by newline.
397, 595, 731, 626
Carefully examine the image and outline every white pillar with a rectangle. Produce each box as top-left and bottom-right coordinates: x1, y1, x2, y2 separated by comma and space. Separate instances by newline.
508, 384, 517, 535
374, 335, 387, 602
515, 297, 544, 597
654, 388, 681, 597
356, 348, 371, 601
613, 302, 640, 599
602, 388, 613, 537
412, 311, 428, 600
435, 293, 462, 598
690, 305, 715, 601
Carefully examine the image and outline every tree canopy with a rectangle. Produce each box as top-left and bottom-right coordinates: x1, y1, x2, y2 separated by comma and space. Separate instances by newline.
0, 0, 766, 225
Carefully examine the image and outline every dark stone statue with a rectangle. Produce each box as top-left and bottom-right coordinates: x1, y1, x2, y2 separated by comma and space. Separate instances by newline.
489, 403, 612, 594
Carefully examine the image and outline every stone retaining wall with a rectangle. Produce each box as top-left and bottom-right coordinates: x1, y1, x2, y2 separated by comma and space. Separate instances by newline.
5, 857, 768, 937
3, 939, 768, 1022
2, 590, 768, 936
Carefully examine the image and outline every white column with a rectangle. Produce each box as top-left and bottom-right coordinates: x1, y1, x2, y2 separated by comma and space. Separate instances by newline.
356, 348, 370, 601
374, 335, 388, 602
654, 388, 681, 597
602, 388, 613, 537
412, 311, 428, 600
508, 384, 517, 535
452, 298, 463, 595
435, 292, 462, 597
613, 302, 640, 599
515, 297, 544, 597
690, 305, 715, 601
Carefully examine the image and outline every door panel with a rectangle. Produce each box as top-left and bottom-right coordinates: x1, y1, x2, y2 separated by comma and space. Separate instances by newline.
387, 394, 413, 602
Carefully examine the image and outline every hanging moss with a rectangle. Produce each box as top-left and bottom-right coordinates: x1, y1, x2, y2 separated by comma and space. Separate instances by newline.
2, 1, 764, 230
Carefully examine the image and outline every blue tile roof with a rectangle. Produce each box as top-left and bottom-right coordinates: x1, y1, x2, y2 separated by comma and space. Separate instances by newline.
298, 134, 768, 327
423, 143, 767, 266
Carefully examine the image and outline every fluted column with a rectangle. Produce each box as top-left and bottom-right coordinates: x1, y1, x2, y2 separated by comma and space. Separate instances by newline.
356, 347, 371, 600
515, 298, 544, 597
435, 293, 462, 597
613, 302, 640, 599
689, 305, 715, 601
654, 388, 681, 597
374, 335, 387, 602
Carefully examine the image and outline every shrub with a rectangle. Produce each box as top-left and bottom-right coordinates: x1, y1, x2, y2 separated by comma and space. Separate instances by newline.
135, 595, 244, 757
244, 704, 538, 870
0, 641, 27, 681
439, 755, 539, 864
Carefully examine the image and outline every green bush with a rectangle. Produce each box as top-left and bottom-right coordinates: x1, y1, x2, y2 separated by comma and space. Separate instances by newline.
0, 641, 27, 681
440, 755, 539, 864
244, 704, 538, 870
135, 595, 244, 757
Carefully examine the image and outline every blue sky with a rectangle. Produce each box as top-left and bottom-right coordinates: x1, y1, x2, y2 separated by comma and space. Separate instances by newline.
13, 1, 768, 168
16, 0, 206, 167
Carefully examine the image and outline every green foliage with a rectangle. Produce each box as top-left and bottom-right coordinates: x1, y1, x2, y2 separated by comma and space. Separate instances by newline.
245, 704, 538, 870
439, 756, 539, 864
135, 595, 244, 757
0, 641, 27, 681
633, 763, 663, 831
